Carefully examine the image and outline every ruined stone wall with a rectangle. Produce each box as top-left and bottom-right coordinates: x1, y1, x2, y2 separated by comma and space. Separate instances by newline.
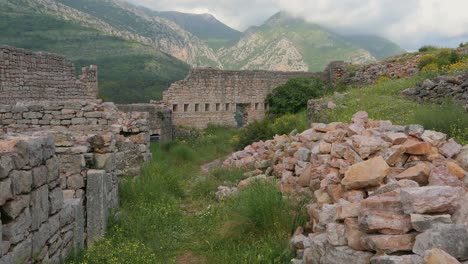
117, 103, 174, 144
162, 68, 323, 128
402, 73, 468, 110
0, 46, 97, 105
0, 132, 84, 263
0, 100, 152, 263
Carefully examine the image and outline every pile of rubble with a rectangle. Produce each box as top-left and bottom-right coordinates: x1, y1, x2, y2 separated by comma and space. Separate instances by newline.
349, 55, 421, 85
402, 73, 468, 110
223, 112, 468, 264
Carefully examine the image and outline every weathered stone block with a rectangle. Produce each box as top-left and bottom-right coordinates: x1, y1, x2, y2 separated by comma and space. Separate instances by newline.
31, 185, 49, 230
413, 224, 468, 260
362, 233, 417, 253
49, 187, 63, 214
326, 223, 347, 246
32, 221, 49, 257
401, 186, 464, 214
10, 170, 32, 195
341, 156, 389, 189
410, 214, 452, 232
2, 194, 30, 219
9, 236, 31, 263
2, 208, 31, 244
86, 170, 107, 245
323, 245, 373, 264
32, 165, 47, 188
46, 156, 59, 183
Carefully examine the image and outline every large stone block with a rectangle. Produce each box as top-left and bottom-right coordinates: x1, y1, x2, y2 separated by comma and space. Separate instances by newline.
86, 170, 107, 245
362, 233, 417, 253
410, 214, 452, 232
49, 187, 64, 215
424, 248, 461, 264
359, 210, 412, 235
32, 165, 48, 188
10, 170, 32, 195
2, 208, 31, 244
401, 186, 464, 214
413, 224, 468, 260
32, 221, 49, 257
341, 157, 389, 189
2, 194, 30, 219
9, 236, 32, 263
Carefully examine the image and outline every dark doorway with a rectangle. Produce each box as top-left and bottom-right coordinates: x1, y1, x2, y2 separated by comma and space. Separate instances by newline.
235, 103, 249, 127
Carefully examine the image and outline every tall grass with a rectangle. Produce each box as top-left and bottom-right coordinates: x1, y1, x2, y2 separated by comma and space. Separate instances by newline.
69, 125, 310, 264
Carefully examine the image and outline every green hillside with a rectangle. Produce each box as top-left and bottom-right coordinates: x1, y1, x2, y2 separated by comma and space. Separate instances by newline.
155, 11, 241, 50
219, 13, 404, 72
0, 2, 189, 103
343, 35, 406, 59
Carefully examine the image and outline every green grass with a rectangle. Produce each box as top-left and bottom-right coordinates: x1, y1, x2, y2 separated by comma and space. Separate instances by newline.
314, 76, 468, 144
68, 125, 308, 264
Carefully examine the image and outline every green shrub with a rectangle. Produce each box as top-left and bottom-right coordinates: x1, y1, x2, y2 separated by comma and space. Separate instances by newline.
418, 48, 461, 69
270, 112, 308, 135
413, 101, 468, 145
233, 118, 275, 150
266, 77, 327, 115
418, 45, 439, 52
460, 42, 468, 48
168, 144, 196, 162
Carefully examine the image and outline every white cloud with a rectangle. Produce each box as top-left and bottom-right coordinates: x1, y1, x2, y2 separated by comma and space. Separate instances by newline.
127, 0, 468, 50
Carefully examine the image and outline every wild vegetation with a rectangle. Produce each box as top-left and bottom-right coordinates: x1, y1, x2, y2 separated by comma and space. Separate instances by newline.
68, 47, 467, 263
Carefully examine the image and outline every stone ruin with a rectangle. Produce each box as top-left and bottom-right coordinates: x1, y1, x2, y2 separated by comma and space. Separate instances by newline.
0, 46, 97, 105
0, 46, 154, 263
160, 67, 325, 129
223, 112, 468, 264
402, 73, 468, 110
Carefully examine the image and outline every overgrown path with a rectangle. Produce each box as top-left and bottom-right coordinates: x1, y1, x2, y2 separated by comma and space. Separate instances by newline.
69, 126, 305, 263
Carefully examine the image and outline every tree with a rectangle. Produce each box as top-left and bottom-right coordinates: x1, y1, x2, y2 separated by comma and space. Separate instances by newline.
266, 77, 327, 115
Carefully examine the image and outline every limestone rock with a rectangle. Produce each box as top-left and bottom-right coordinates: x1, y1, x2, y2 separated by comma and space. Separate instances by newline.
453, 192, 468, 225
359, 210, 412, 235
455, 145, 468, 170
439, 139, 462, 158
0, 178, 12, 205
404, 141, 432, 155
323, 245, 373, 264
341, 157, 389, 189
424, 248, 461, 264
421, 130, 447, 147
396, 163, 431, 185
326, 223, 347, 246
400, 186, 464, 214
410, 214, 452, 232
413, 224, 468, 260
344, 218, 366, 251
362, 233, 417, 253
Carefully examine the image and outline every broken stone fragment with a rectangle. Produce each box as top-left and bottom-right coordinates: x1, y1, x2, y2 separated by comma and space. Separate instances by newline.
395, 163, 431, 185
421, 130, 447, 147
383, 132, 408, 145
341, 156, 389, 189
400, 186, 464, 214
439, 139, 462, 158
410, 214, 452, 232
447, 161, 467, 179
405, 124, 425, 138
428, 165, 463, 187
323, 245, 373, 264
404, 140, 432, 155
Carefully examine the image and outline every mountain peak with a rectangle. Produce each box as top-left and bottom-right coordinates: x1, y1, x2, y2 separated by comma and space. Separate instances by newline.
264, 11, 305, 27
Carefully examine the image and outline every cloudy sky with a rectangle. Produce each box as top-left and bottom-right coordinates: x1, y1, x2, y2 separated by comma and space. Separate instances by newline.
127, 0, 468, 50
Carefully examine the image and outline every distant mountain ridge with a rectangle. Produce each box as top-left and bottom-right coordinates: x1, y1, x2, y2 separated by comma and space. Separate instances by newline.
0, 0, 406, 103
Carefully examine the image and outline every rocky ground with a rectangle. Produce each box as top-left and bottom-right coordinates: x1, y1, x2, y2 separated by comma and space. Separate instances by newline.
223, 111, 468, 264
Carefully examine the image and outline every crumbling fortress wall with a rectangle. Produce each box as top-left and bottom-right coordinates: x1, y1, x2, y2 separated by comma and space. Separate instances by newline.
0, 46, 152, 263
0, 46, 97, 105
117, 104, 174, 144
162, 68, 324, 128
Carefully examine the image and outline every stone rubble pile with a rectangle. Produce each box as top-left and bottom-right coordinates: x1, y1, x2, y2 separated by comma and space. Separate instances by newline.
402, 73, 468, 110
223, 111, 468, 264
349, 55, 421, 85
